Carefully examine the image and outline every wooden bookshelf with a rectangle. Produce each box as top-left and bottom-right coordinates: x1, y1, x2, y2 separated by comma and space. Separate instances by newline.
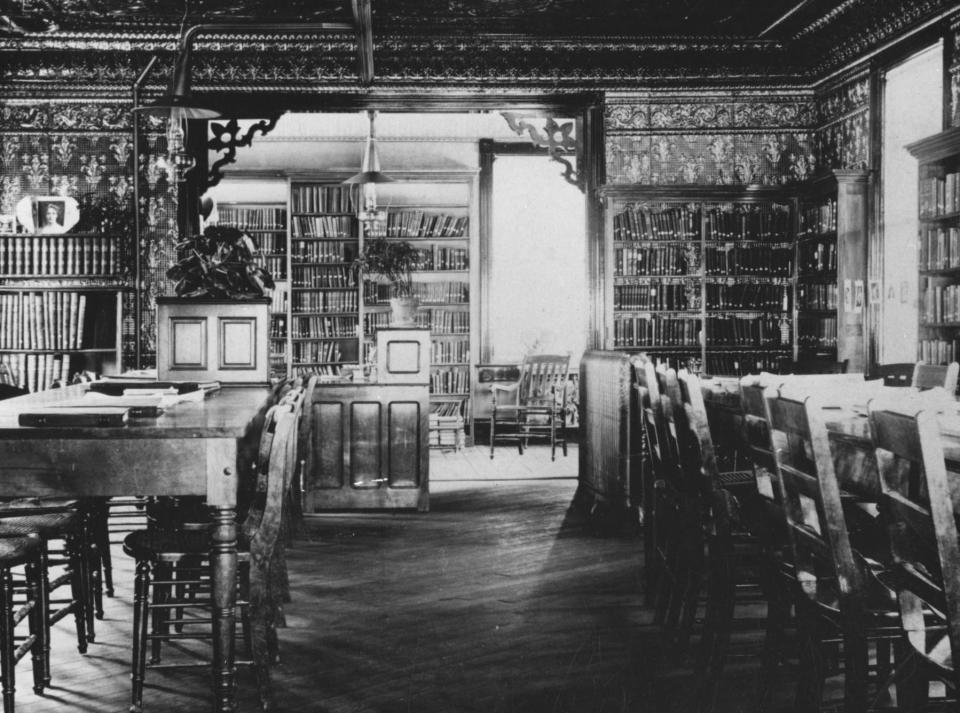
358, 175, 478, 445
217, 201, 289, 378
909, 128, 960, 366
0, 232, 124, 390
795, 171, 868, 371
602, 185, 796, 376
288, 180, 360, 379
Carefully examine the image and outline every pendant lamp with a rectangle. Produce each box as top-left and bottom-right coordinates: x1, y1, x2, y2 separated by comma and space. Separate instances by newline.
344, 111, 393, 235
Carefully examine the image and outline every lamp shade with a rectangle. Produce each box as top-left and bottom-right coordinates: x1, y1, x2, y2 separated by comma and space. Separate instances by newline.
343, 111, 393, 185
135, 44, 221, 119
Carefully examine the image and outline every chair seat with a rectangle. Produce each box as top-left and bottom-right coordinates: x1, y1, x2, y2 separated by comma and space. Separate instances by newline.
0, 497, 80, 514
0, 535, 42, 567
0, 510, 81, 538
122, 527, 252, 562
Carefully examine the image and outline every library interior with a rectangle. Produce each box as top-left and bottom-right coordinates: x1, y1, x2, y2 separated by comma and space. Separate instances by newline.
2, 1, 960, 712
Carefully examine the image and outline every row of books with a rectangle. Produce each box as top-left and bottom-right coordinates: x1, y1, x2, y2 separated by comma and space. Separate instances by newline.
614, 282, 693, 311
291, 289, 358, 313
797, 317, 838, 348
430, 366, 469, 395
797, 283, 839, 311
919, 172, 960, 217
705, 315, 791, 347
291, 216, 356, 239
0, 291, 86, 350
432, 338, 469, 364
798, 198, 838, 236
253, 255, 286, 280
921, 284, 960, 324
416, 309, 470, 333
291, 240, 356, 264
705, 352, 790, 377
706, 283, 791, 311
702, 205, 792, 242
613, 205, 700, 242
293, 315, 358, 339
270, 283, 288, 312
797, 240, 838, 273
410, 246, 469, 271
386, 212, 468, 238
0, 352, 74, 393
292, 266, 356, 288
292, 340, 344, 364
613, 245, 694, 277
919, 226, 960, 271
248, 233, 285, 254
218, 206, 285, 230
291, 185, 358, 214
703, 245, 793, 277
429, 426, 463, 449
294, 364, 348, 378
269, 315, 286, 339
364, 281, 469, 304
918, 339, 960, 365
612, 315, 702, 348
0, 236, 120, 277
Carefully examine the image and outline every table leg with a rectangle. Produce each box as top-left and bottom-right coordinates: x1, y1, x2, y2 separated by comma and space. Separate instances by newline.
210, 506, 238, 713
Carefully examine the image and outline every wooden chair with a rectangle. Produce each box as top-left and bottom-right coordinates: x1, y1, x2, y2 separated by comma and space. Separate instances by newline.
872, 361, 920, 388
489, 353, 570, 461
764, 386, 902, 712
0, 534, 45, 712
868, 400, 960, 709
911, 360, 959, 392
123, 385, 305, 713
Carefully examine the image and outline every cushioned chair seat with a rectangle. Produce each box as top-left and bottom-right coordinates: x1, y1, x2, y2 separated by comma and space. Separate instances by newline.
0, 535, 42, 566
123, 525, 253, 561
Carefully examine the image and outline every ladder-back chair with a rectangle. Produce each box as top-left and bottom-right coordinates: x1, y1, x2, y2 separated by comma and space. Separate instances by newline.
489, 353, 570, 461
765, 386, 901, 712
868, 400, 960, 709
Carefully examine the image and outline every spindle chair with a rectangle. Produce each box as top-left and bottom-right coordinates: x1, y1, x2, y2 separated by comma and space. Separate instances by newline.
0, 534, 45, 713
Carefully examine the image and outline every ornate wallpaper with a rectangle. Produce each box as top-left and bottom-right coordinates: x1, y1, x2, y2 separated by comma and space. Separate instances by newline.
0, 100, 177, 370
604, 95, 816, 185
814, 73, 872, 172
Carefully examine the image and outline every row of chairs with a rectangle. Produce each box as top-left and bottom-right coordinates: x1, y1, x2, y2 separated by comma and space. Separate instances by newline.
634, 356, 960, 711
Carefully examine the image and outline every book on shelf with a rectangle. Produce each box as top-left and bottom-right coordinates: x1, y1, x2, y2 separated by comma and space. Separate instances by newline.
291, 215, 356, 239
19, 406, 130, 427
291, 185, 357, 214
799, 199, 838, 236
217, 206, 285, 230
0, 292, 85, 351
386, 211, 468, 238
0, 235, 119, 277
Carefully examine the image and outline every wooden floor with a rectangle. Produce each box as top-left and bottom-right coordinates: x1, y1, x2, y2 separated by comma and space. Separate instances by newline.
13, 446, 799, 713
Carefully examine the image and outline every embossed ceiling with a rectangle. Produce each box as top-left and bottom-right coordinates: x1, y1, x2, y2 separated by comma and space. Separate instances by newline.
0, 0, 915, 39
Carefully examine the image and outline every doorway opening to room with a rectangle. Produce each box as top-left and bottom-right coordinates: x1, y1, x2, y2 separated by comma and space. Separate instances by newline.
196, 105, 597, 504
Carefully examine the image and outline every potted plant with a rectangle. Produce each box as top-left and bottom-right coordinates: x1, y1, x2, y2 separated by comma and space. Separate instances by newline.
157, 225, 275, 383
354, 237, 421, 326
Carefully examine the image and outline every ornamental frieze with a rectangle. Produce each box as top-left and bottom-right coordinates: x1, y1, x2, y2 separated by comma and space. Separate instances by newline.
0, 105, 50, 131
1, 102, 133, 132
816, 75, 870, 126
604, 104, 648, 130
816, 111, 870, 171
649, 103, 731, 130
606, 131, 815, 186
731, 100, 815, 128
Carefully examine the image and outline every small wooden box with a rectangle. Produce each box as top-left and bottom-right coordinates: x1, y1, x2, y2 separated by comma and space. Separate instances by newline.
156, 297, 270, 384
375, 328, 430, 384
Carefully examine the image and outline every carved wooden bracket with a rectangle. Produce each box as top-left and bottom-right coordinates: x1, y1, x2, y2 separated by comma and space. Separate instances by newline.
206, 116, 281, 187
500, 112, 582, 192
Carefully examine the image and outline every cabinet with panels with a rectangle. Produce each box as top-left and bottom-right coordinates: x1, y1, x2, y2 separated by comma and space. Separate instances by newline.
360, 174, 476, 442
0, 232, 124, 391
288, 180, 361, 379
216, 201, 289, 378
908, 128, 960, 366
795, 171, 868, 371
602, 186, 795, 377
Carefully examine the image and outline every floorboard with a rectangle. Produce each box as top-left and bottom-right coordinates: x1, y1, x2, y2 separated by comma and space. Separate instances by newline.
12, 447, 799, 713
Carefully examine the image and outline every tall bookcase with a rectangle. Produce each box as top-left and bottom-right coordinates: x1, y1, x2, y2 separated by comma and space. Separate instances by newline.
908, 128, 960, 366
359, 174, 477, 443
288, 179, 361, 379
0, 232, 124, 391
216, 201, 289, 378
795, 171, 869, 371
602, 186, 795, 376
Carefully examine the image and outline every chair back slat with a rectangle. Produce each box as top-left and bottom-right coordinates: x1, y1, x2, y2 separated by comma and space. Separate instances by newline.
869, 403, 960, 686
766, 388, 863, 598
519, 354, 571, 406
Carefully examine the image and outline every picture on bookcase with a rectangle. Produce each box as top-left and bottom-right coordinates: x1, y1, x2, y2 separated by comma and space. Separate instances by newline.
15, 196, 79, 235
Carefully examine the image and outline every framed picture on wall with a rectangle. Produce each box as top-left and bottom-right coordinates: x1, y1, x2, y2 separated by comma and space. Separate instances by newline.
14, 196, 79, 234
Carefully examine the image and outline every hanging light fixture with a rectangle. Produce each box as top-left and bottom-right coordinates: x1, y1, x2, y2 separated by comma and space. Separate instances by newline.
343, 110, 392, 235
135, 41, 222, 182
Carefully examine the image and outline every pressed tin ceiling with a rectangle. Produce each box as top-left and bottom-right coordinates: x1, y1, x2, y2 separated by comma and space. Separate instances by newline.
0, 0, 914, 39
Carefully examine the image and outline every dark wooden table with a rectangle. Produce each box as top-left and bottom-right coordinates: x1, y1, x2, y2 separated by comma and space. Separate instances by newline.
0, 383, 275, 713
